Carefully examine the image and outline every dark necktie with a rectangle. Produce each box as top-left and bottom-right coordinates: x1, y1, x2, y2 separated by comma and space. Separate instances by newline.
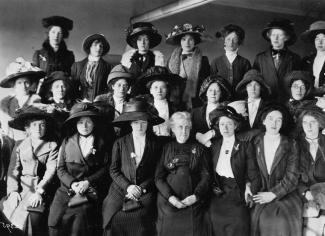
181, 53, 193, 60
272, 49, 285, 70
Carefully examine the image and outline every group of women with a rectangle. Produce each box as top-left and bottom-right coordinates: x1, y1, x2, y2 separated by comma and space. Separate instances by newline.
0, 14, 325, 236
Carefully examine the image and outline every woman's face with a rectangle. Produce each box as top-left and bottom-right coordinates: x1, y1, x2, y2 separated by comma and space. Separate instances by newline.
180, 34, 195, 53
315, 33, 325, 52
246, 80, 261, 99
302, 115, 319, 139
219, 116, 236, 138
89, 40, 104, 57
269, 28, 288, 49
206, 82, 221, 103
51, 80, 67, 100
150, 80, 167, 100
77, 116, 95, 136
137, 34, 150, 53
291, 80, 306, 101
224, 32, 240, 52
263, 110, 283, 135
26, 119, 46, 139
131, 120, 148, 136
48, 26, 63, 46
172, 120, 191, 144
112, 78, 129, 98
14, 77, 31, 96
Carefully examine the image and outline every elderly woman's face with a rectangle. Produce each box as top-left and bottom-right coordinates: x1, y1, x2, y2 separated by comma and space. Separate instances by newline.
181, 34, 195, 53
269, 29, 288, 49
224, 32, 240, 52
150, 80, 167, 100
219, 116, 236, 138
26, 119, 46, 139
14, 77, 31, 96
291, 80, 306, 101
51, 80, 67, 100
48, 26, 63, 46
137, 34, 150, 53
131, 120, 148, 136
90, 40, 104, 57
172, 120, 191, 144
246, 80, 261, 99
302, 115, 319, 139
206, 82, 221, 103
315, 33, 325, 52
263, 110, 283, 135
112, 78, 129, 98
77, 116, 94, 136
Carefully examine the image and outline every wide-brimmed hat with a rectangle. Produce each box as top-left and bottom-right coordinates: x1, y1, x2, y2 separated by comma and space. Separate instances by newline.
215, 24, 245, 45
262, 18, 297, 46
209, 105, 244, 127
82, 34, 110, 56
39, 71, 73, 99
301, 21, 325, 43
42, 16, 73, 31
126, 22, 162, 49
107, 64, 134, 86
199, 75, 232, 102
112, 99, 164, 126
236, 69, 272, 97
166, 23, 205, 45
0, 57, 45, 88
284, 70, 314, 98
8, 105, 54, 131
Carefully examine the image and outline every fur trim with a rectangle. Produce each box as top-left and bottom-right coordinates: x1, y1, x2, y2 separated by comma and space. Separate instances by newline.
121, 49, 137, 69
153, 50, 165, 66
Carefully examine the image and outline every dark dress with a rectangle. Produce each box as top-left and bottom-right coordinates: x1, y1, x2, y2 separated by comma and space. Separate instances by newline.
33, 40, 75, 75
102, 133, 161, 236
155, 140, 211, 236
209, 137, 260, 236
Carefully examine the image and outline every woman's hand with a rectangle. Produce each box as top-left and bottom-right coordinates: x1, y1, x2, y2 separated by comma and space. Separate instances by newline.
244, 183, 254, 208
181, 195, 198, 206
253, 192, 276, 204
78, 180, 90, 194
8, 192, 21, 209
305, 191, 314, 201
196, 130, 214, 147
71, 182, 80, 193
29, 192, 43, 207
168, 196, 187, 209
127, 185, 142, 199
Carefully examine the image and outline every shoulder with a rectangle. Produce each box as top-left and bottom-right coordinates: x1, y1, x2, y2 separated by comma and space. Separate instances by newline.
94, 93, 110, 102
287, 50, 301, 59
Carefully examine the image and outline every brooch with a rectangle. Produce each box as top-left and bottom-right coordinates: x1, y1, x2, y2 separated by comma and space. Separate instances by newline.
191, 148, 197, 154
91, 148, 97, 155
234, 144, 239, 151
130, 152, 137, 159
39, 54, 47, 62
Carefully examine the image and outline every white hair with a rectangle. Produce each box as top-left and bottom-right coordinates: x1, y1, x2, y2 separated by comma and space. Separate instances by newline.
169, 111, 192, 130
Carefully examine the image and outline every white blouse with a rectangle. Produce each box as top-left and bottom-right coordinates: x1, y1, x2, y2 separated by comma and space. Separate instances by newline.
132, 133, 146, 167
248, 98, 261, 127
264, 133, 280, 174
313, 53, 325, 88
305, 137, 318, 160
225, 48, 238, 64
216, 135, 235, 178
153, 99, 170, 136
79, 135, 94, 158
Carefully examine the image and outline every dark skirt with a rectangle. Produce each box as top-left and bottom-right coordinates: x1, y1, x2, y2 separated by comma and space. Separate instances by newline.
209, 177, 250, 236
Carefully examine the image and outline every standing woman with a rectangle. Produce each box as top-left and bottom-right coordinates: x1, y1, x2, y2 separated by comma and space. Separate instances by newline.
155, 112, 211, 236
1, 106, 58, 236
102, 99, 164, 236
166, 23, 210, 110
211, 24, 251, 98
48, 102, 110, 236
71, 34, 111, 101
301, 21, 325, 96
208, 106, 260, 236
251, 103, 302, 236
33, 16, 75, 75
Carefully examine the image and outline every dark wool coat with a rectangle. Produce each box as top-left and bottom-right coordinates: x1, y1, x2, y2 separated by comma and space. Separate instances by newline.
245, 98, 267, 130
33, 40, 75, 75
251, 133, 302, 236
253, 48, 301, 102
102, 133, 161, 231
302, 53, 325, 95
71, 58, 112, 101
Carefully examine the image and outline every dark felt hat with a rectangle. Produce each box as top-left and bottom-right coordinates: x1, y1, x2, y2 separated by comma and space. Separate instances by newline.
126, 22, 162, 49
284, 70, 314, 98
199, 75, 232, 102
215, 24, 245, 45
209, 105, 244, 126
82, 34, 110, 56
166, 23, 205, 45
39, 71, 73, 99
107, 64, 134, 86
236, 69, 272, 96
42, 16, 73, 31
8, 105, 54, 131
262, 18, 297, 46
301, 21, 325, 43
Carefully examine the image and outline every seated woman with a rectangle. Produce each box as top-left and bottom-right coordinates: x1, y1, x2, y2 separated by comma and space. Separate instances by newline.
102, 99, 163, 236
251, 103, 302, 236
0, 58, 45, 140
155, 112, 210, 236
48, 102, 110, 236
208, 105, 260, 236
296, 106, 325, 236
1, 106, 58, 236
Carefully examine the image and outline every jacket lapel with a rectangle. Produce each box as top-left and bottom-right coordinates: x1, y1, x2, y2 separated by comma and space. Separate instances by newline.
278, 50, 293, 78
316, 135, 325, 163
255, 135, 268, 180
230, 138, 240, 179
270, 136, 286, 175
71, 134, 86, 164
19, 138, 34, 161
212, 139, 223, 172
126, 134, 137, 171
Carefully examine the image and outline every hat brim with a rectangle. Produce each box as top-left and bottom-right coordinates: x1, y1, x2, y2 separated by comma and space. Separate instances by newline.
141, 73, 185, 88
83, 34, 110, 56
262, 27, 297, 46
166, 32, 202, 46
0, 71, 46, 88
210, 110, 243, 127
127, 30, 162, 49
301, 29, 325, 43
8, 112, 54, 131
199, 79, 232, 102
62, 111, 101, 127
107, 72, 134, 85
236, 77, 272, 97
112, 111, 164, 126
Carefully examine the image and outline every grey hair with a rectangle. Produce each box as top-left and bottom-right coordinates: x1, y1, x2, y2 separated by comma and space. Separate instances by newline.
169, 111, 192, 130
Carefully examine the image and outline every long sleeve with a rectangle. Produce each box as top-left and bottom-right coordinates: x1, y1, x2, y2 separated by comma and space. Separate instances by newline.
6, 142, 22, 194
32, 50, 40, 67
193, 148, 211, 200
57, 141, 76, 188
246, 142, 261, 194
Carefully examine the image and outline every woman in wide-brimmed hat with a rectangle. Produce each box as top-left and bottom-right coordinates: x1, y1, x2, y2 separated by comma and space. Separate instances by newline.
71, 33, 112, 101
0, 58, 45, 140
1, 106, 58, 236
253, 18, 301, 102
191, 75, 231, 147
251, 102, 302, 236
33, 15, 75, 75
211, 24, 251, 98
166, 23, 210, 110
102, 99, 163, 236
208, 105, 260, 236
121, 22, 164, 78
301, 21, 325, 96
48, 102, 110, 236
